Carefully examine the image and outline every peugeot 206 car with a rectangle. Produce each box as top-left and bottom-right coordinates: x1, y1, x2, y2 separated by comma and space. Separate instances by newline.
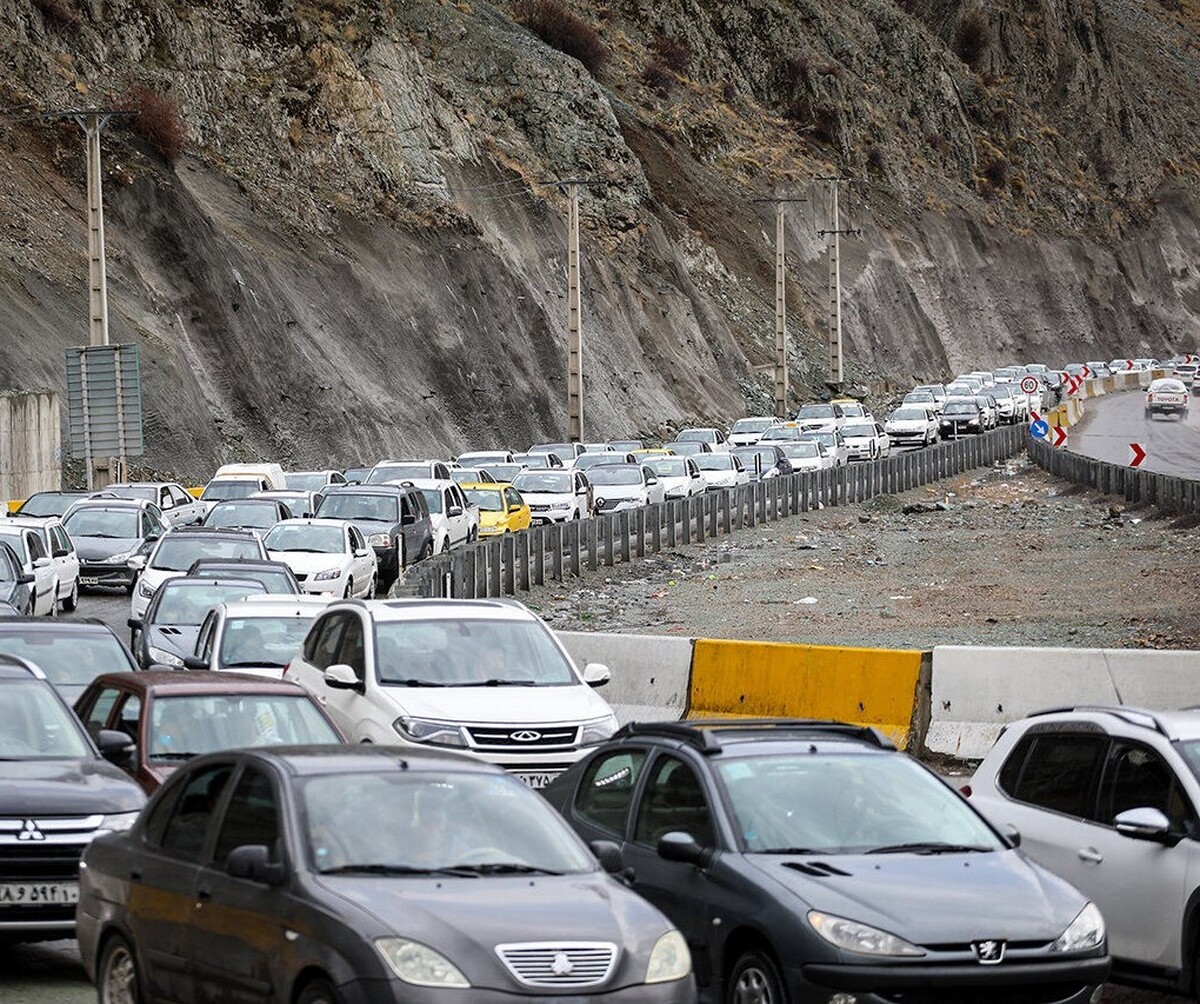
544, 719, 1110, 1004
77, 745, 695, 1004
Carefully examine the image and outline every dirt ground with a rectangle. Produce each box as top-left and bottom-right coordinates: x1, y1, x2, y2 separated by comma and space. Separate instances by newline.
522, 455, 1200, 651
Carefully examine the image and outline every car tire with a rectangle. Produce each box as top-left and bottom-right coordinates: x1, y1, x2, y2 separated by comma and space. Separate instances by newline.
440, 537, 451, 554
98, 934, 142, 1004
62, 580, 79, 613
46, 593, 58, 618
419, 542, 433, 561
296, 977, 342, 1004
343, 579, 353, 599
367, 574, 377, 599
727, 949, 786, 1004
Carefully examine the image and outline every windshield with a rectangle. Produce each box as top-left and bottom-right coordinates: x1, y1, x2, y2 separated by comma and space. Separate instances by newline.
415, 489, 444, 515
675, 429, 714, 443
152, 582, 264, 625
513, 454, 553, 469
368, 465, 429, 484
609, 440, 643, 452
18, 494, 83, 518
733, 449, 777, 469
316, 494, 398, 523
574, 454, 620, 471
530, 445, 575, 464
483, 465, 524, 482
513, 472, 572, 494
782, 443, 819, 459
0, 680, 92, 759
891, 408, 928, 422
0, 631, 134, 687
64, 509, 139, 539
839, 404, 865, 418
465, 489, 505, 512
0, 532, 29, 564
286, 473, 329, 492
458, 453, 506, 466
587, 467, 642, 487
147, 693, 337, 760
718, 752, 1002, 855
105, 486, 157, 502
192, 566, 297, 593
797, 405, 834, 420
732, 418, 774, 434
842, 423, 874, 438
374, 618, 577, 687
152, 536, 261, 571
694, 454, 734, 470
904, 392, 933, 403
646, 458, 687, 476
201, 480, 260, 502
760, 427, 801, 441
302, 770, 593, 875
218, 615, 314, 668
803, 432, 835, 447
206, 502, 281, 528
944, 401, 977, 415
264, 524, 345, 554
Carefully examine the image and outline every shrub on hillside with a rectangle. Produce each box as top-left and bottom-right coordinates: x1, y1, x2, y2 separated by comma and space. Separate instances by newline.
641, 60, 673, 96
514, 0, 607, 76
123, 84, 187, 165
653, 33, 692, 74
982, 155, 1009, 188
954, 9, 990, 69
32, 0, 79, 28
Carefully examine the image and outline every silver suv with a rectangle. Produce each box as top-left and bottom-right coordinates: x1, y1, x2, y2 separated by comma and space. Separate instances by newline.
968, 705, 1200, 996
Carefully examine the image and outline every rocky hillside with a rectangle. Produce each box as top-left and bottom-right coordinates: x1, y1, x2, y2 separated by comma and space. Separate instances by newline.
1, 0, 1198, 477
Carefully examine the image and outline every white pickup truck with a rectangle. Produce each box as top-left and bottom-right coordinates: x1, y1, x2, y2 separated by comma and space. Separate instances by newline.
407, 478, 480, 552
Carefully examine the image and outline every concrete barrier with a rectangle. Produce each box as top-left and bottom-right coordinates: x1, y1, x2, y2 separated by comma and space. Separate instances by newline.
0, 391, 61, 503
556, 631, 693, 725
927, 646, 1200, 759
688, 639, 929, 750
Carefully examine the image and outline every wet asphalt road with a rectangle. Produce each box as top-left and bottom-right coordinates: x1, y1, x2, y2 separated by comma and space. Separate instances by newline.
1069, 386, 1200, 478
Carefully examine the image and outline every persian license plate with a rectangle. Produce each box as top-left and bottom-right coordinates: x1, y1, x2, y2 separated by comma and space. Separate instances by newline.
513, 771, 558, 790
80, 577, 100, 586
0, 882, 79, 906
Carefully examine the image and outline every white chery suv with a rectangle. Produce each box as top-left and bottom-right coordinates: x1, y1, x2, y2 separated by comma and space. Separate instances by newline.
284, 598, 617, 789
967, 705, 1200, 995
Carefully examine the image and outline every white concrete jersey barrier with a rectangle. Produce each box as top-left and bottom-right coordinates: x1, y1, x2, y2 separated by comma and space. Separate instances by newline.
556, 631, 692, 725
927, 645, 1200, 759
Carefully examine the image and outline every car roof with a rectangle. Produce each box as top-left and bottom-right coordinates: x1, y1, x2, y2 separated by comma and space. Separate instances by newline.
217, 596, 332, 616
323, 485, 410, 497
0, 653, 47, 679
0, 618, 118, 636
189, 558, 294, 570
399, 478, 457, 491
244, 743, 503, 777
1026, 704, 1200, 742
163, 526, 260, 539
270, 517, 352, 530
1, 516, 58, 529
158, 576, 266, 592
614, 718, 896, 753
67, 498, 153, 510
325, 597, 536, 623
460, 481, 512, 490
88, 670, 310, 696
209, 497, 284, 506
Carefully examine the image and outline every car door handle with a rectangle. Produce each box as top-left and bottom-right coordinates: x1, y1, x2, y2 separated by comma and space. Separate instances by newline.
129, 869, 142, 882
1077, 847, 1103, 864
196, 887, 212, 902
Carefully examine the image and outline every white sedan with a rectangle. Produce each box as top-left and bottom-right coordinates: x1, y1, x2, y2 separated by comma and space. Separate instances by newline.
780, 440, 833, 473
643, 456, 706, 499
3, 516, 80, 612
799, 430, 849, 468
588, 464, 666, 513
0, 522, 58, 616
512, 469, 591, 522
885, 405, 941, 448
841, 421, 891, 461
408, 479, 479, 551
264, 518, 378, 598
692, 453, 750, 490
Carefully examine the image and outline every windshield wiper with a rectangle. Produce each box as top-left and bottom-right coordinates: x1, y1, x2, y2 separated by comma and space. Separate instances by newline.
280, 547, 326, 553
758, 847, 830, 855
319, 863, 479, 877
148, 752, 199, 761
223, 661, 286, 668
445, 678, 538, 687
445, 862, 562, 875
866, 842, 992, 855
382, 678, 448, 687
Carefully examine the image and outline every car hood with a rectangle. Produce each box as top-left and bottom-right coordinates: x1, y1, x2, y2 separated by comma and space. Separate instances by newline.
789, 458, 823, 470
147, 624, 201, 659
377, 680, 612, 724
942, 413, 978, 421
74, 536, 141, 561
747, 850, 1083, 945
341, 519, 399, 540
0, 758, 145, 815
318, 872, 661, 990
267, 550, 347, 576
886, 420, 928, 432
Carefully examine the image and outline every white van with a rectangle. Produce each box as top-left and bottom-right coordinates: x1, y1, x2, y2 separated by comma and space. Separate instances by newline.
213, 463, 287, 490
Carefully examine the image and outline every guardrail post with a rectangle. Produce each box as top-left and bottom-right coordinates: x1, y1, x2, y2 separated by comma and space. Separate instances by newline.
634, 508, 646, 557
587, 518, 598, 571
618, 511, 631, 562
649, 503, 662, 552
501, 534, 515, 595
680, 497, 692, 544
708, 492, 719, 536
548, 522, 563, 580
516, 532, 530, 591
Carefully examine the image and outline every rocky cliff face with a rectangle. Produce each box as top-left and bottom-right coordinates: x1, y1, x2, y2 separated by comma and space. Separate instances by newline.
1, 0, 1198, 478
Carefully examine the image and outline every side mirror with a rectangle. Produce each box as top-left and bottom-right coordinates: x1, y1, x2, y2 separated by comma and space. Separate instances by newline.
183, 655, 209, 670
590, 840, 624, 874
52, 547, 70, 558
582, 663, 610, 688
226, 844, 286, 885
146, 530, 161, 541
33, 556, 51, 569
401, 512, 416, 525
323, 663, 362, 691
646, 476, 658, 485
127, 617, 144, 631
657, 831, 711, 868
354, 548, 371, 558
508, 504, 523, 512
447, 505, 464, 517
97, 729, 136, 767
1000, 823, 1021, 848
1114, 807, 1178, 845
18, 572, 34, 585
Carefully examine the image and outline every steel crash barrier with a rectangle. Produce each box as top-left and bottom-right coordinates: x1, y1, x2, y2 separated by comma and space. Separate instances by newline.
405, 424, 1026, 600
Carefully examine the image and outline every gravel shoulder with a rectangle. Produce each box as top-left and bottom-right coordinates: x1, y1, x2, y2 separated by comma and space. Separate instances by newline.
524, 456, 1200, 650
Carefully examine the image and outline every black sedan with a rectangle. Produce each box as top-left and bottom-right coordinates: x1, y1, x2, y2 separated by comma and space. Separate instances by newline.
938, 399, 985, 437
77, 746, 696, 1004
128, 576, 266, 669
62, 499, 166, 593
544, 719, 1109, 1004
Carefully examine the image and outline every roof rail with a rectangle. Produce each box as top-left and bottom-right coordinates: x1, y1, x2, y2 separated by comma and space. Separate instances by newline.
614, 718, 896, 753
1029, 704, 1174, 738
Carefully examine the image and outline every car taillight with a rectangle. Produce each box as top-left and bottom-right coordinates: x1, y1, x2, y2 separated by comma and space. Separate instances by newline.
959, 784, 972, 797
283, 661, 292, 676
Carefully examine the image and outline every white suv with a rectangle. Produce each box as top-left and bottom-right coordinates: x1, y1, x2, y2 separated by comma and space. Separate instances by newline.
284, 599, 617, 789
968, 705, 1200, 994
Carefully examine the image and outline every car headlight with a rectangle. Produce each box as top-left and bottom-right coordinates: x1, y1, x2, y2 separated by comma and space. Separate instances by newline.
366, 533, 392, 547
808, 911, 924, 957
580, 714, 619, 745
108, 548, 137, 564
393, 717, 467, 748
645, 930, 691, 984
375, 938, 470, 988
98, 811, 140, 833
313, 568, 341, 581
147, 646, 184, 668
138, 578, 157, 598
1051, 902, 1104, 953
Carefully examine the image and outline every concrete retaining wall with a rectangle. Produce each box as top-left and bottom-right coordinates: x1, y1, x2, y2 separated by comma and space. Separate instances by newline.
557, 631, 692, 725
0, 391, 60, 503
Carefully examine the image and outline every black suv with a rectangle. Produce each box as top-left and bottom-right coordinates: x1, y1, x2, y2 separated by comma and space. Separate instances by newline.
544, 719, 1109, 1004
314, 485, 433, 587
0, 655, 145, 942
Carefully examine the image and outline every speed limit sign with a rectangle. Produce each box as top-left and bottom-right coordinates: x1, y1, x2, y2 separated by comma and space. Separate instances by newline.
1020, 375, 1039, 394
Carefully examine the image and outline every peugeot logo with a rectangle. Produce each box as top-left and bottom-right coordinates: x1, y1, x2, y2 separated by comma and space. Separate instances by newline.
972, 939, 1006, 965
510, 730, 543, 743
551, 952, 574, 976
17, 820, 45, 842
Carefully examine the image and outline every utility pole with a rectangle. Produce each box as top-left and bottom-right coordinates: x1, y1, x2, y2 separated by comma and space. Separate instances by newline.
751, 194, 807, 418
815, 175, 860, 391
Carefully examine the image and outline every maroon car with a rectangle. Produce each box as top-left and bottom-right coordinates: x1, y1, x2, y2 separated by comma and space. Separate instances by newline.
74, 671, 344, 794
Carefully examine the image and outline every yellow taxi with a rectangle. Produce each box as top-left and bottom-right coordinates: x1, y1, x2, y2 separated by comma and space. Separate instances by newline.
460, 482, 531, 537
631, 448, 675, 459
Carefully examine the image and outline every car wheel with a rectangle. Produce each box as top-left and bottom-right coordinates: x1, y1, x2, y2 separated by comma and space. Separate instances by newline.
419, 542, 433, 561
367, 574, 377, 599
21, 598, 33, 617
727, 949, 786, 1004
62, 580, 79, 613
296, 977, 342, 1004
343, 579, 353, 599
440, 537, 451, 554
98, 934, 141, 1004
46, 594, 58, 618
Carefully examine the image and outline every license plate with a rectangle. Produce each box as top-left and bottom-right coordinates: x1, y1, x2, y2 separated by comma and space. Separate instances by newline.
0, 882, 79, 906
513, 771, 558, 789
80, 577, 100, 586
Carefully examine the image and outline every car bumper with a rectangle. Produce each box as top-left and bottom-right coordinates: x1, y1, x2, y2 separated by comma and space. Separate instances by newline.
299, 577, 345, 595
77, 563, 137, 588
529, 508, 574, 523
335, 977, 695, 1004
595, 500, 643, 513
477, 525, 508, 537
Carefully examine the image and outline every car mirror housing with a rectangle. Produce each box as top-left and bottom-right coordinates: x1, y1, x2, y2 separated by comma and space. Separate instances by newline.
589, 840, 624, 874
183, 655, 209, 670
18, 572, 34, 585
226, 844, 286, 885
401, 512, 416, 525
447, 505, 463, 517
33, 556, 51, 569
1000, 823, 1021, 848
96, 729, 136, 767
1114, 807, 1178, 845
582, 663, 611, 688
657, 831, 712, 868
324, 663, 361, 691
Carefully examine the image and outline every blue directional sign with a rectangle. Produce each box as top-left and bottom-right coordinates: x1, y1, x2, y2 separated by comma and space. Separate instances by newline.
1030, 419, 1049, 440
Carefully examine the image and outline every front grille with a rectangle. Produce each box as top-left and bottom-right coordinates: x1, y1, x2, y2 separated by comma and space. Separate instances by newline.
496, 942, 617, 989
0, 842, 88, 881
529, 504, 550, 512
0, 816, 101, 918
468, 726, 578, 748
879, 983, 1085, 1004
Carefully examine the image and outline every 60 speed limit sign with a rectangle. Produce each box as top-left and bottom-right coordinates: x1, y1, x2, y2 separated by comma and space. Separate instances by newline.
1020, 375, 1040, 394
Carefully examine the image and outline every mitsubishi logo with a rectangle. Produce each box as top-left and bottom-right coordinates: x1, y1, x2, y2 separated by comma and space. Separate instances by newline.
510, 730, 542, 743
17, 820, 45, 842
550, 952, 574, 976
972, 939, 1006, 965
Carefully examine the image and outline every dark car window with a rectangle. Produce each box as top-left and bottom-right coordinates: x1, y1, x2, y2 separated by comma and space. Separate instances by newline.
308, 613, 349, 671
81, 686, 122, 741
998, 733, 1106, 819
576, 750, 646, 836
212, 767, 281, 868
1099, 742, 1191, 831
159, 763, 236, 860
634, 755, 714, 848
337, 616, 366, 681
114, 693, 142, 743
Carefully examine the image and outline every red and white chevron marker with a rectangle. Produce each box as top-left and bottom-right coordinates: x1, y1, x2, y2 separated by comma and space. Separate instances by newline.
1052, 426, 1068, 447
1129, 443, 1147, 468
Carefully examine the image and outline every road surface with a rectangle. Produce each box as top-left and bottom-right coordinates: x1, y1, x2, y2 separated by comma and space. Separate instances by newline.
1069, 388, 1200, 478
